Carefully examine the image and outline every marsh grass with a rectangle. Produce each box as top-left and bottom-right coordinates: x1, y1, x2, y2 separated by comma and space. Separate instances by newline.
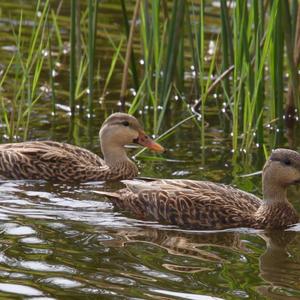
87, 0, 99, 117
0, 0, 51, 140
220, 0, 299, 152
124, 0, 300, 156
70, 0, 77, 116
0, 0, 299, 159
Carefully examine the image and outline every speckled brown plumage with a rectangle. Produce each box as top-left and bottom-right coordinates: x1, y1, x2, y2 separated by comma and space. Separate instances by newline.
0, 141, 133, 182
100, 148, 300, 230
0, 113, 164, 182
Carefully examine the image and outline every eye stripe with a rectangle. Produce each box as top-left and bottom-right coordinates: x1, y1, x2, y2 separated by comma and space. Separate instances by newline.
270, 157, 292, 165
121, 121, 130, 126
270, 157, 280, 162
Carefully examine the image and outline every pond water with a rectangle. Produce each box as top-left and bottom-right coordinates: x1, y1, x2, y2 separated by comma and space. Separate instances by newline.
0, 1, 300, 299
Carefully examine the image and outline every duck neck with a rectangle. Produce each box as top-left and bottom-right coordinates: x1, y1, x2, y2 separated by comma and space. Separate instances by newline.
258, 175, 298, 229
101, 143, 138, 177
262, 179, 287, 204
255, 160, 299, 229
102, 143, 131, 167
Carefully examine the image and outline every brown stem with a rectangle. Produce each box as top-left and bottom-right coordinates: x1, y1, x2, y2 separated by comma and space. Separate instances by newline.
192, 65, 234, 112
285, 4, 300, 128
162, 0, 169, 20
120, 0, 141, 112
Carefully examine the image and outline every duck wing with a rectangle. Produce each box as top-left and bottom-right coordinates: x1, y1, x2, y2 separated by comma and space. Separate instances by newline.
0, 141, 105, 164
110, 179, 262, 230
0, 141, 112, 182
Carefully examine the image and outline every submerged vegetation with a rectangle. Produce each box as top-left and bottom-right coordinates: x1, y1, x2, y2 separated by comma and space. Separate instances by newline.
0, 0, 299, 156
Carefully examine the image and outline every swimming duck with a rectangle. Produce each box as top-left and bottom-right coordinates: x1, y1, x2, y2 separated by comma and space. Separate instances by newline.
99, 148, 300, 230
0, 113, 164, 182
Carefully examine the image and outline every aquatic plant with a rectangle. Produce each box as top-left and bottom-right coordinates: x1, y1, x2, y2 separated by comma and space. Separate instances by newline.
0, 0, 51, 140
0, 0, 299, 158
123, 0, 300, 153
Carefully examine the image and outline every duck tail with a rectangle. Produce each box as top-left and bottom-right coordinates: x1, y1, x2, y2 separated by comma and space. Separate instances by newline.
93, 190, 120, 199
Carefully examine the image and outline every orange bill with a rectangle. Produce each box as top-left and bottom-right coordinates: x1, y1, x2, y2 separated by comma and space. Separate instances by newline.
135, 131, 165, 153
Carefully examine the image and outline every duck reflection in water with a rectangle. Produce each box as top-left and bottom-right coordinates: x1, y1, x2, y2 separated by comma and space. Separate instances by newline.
257, 230, 299, 299
103, 227, 300, 298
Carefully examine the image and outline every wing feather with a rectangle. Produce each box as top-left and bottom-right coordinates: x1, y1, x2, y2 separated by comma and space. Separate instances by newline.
0, 141, 110, 181
118, 179, 262, 229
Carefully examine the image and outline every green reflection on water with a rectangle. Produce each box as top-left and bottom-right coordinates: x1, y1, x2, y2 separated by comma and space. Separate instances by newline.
0, 1, 299, 299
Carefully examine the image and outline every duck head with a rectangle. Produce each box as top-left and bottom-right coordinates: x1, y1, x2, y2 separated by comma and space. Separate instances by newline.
263, 148, 300, 191
99, 113, 164, 158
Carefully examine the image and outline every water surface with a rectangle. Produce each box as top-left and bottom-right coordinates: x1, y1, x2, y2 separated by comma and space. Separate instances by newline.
0, 1, 300, 299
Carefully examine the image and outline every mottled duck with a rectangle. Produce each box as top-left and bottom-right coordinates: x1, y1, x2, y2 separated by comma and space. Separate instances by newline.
0, 113, 164, 182
99, 148, 300, 230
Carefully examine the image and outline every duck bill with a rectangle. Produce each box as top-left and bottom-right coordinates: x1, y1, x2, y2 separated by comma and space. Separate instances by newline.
134, 132, 165, 153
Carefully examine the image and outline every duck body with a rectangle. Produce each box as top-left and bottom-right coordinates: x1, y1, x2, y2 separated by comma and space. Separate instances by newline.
0, 113, 164, 182
110, 179, 298, 230
0, 141, 137, 182
110, 180, 261, 229
101, 149, 300, 230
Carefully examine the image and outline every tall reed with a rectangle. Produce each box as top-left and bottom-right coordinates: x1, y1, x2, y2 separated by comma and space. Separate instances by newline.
120, 0, 300, 156
87, 0, 99, 118
70, 0, 77, 117
9, 0, 50, 140
217, 0, 299, 153
1, 0, 299, 158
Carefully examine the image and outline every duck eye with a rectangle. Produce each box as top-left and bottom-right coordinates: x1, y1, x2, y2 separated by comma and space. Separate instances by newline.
122, 121, 130, 127
283, 158, 291, 165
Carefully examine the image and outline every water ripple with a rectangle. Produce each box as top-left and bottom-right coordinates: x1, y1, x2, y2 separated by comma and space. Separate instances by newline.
0, 180, 299, 298
0, 283, 43, 296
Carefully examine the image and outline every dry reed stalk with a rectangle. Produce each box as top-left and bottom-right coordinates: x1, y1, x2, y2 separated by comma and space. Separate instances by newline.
285, 4, 300, 128
120, 0, 141, 112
